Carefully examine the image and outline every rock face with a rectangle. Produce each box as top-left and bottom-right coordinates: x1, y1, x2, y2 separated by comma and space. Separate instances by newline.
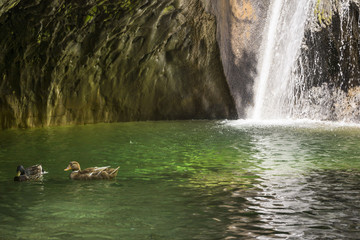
292, 0, 360, 122
207, 0, 269, 117
0, 0, 237, 129
207, 0, 360, 122
301, 0, 360, 91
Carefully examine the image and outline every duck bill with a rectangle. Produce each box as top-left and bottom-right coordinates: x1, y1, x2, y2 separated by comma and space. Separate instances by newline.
16, 171, 21, 177
64, 165, 72, 171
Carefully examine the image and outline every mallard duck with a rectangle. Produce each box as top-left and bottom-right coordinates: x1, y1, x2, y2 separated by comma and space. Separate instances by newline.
64, 161, 120, 180
14, 164, 46, 181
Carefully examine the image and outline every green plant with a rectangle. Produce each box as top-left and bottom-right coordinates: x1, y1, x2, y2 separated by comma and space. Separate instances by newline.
314, 0, 332, 26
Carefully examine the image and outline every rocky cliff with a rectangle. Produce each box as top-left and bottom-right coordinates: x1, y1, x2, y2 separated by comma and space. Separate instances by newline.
208, 0, 269, 117
208, 0, 360, 122
293, 0, 360, 121
0, 0, 237, 129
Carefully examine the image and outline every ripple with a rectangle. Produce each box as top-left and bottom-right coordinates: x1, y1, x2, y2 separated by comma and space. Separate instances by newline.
1, 121, 360, 239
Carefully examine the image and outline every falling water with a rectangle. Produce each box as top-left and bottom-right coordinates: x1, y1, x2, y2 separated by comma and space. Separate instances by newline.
251, 0, 283, 120
250, 0, 312, 120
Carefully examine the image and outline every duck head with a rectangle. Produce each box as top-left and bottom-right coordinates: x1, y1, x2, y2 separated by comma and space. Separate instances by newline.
15, 165, 26, 176
14, 165, 27, 181
64, 161, 81, 171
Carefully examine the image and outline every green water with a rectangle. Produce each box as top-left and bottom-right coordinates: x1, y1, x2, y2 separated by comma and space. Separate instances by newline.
1, 120, 360, 239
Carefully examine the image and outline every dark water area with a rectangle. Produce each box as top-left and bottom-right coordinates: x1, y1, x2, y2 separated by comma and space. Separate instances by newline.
0, 120, 360, 239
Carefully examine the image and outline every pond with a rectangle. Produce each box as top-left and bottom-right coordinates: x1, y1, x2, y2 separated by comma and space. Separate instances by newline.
0, 120, 359, 239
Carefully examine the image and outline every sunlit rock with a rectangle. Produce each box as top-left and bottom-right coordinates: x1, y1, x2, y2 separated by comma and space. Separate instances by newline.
0, 0, 237, 128
207, 0, 269, 117
294, 0, 360, 122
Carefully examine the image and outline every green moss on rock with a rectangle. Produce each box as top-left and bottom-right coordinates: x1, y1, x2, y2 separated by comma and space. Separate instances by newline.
0, 0, 237, 129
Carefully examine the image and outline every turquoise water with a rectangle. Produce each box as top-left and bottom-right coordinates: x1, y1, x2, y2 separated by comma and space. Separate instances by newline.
0, 120, 360, 239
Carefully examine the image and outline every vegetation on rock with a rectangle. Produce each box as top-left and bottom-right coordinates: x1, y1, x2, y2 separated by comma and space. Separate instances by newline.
0, 0, 237, 129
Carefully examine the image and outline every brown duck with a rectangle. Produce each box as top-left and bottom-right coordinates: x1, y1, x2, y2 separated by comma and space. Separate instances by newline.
64, 161, 120, 180
14, 164, 46, 181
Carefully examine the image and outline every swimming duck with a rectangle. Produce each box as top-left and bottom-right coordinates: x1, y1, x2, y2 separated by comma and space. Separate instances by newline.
14, 164, 45, 181
64, 161, 120, 180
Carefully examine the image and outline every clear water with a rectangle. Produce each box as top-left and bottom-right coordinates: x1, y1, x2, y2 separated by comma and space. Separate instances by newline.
1, 120, 360, 239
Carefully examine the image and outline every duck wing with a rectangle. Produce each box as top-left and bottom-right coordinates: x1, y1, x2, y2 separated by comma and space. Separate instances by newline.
25, 164, 44, 180
77, 166, 119, 179
105, 167, 120, 177
80, 166, 109, 174
76, 166, 107, 179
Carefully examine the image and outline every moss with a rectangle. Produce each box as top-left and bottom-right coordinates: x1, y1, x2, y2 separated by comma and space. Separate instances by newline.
119, 0, 138, 11
84, 15, 93, 24
84, 6, 97, 24
37, 30, 51, 44
0, 0, 237, 128
314, 0, 333, 27
162, 5, 175, 15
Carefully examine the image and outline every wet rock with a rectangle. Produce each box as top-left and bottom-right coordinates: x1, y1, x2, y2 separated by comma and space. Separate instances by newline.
294, 0, 360, 121
0, 0, 237, 128
207, 0, 269, 117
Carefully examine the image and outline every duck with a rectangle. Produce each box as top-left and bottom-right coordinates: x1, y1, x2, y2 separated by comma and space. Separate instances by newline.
64, 161, 120, 180
14, 164, 46, 181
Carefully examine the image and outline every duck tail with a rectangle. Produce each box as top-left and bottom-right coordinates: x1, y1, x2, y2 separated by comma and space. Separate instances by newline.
110, 167, 120, 176
38, 165, 48, 174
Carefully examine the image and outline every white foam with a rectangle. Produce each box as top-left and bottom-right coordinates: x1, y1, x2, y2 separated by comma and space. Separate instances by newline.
223, 118, 360, 129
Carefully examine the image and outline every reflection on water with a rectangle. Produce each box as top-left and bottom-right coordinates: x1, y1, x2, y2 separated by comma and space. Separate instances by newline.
222, 120, 360, 239
0, 120, 360, 239
224, 170, 360, 239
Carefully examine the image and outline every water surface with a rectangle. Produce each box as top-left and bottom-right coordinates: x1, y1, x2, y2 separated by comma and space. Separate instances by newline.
0, 120, 360, 239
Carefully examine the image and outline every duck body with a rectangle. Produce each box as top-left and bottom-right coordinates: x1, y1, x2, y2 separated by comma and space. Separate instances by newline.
14, 165, 45, 181
64, 161, 120, 180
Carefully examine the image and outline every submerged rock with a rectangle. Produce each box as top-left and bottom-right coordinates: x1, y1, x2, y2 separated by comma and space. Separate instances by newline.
0, 0, 237, 128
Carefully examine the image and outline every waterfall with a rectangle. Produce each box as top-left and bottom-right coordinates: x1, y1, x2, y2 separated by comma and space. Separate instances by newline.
249, 0, 312, 120
251, 0, 283, 120
248, 0, 360, 123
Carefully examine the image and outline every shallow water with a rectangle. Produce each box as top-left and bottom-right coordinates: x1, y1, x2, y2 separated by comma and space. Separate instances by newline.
0, 120, 360, 239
